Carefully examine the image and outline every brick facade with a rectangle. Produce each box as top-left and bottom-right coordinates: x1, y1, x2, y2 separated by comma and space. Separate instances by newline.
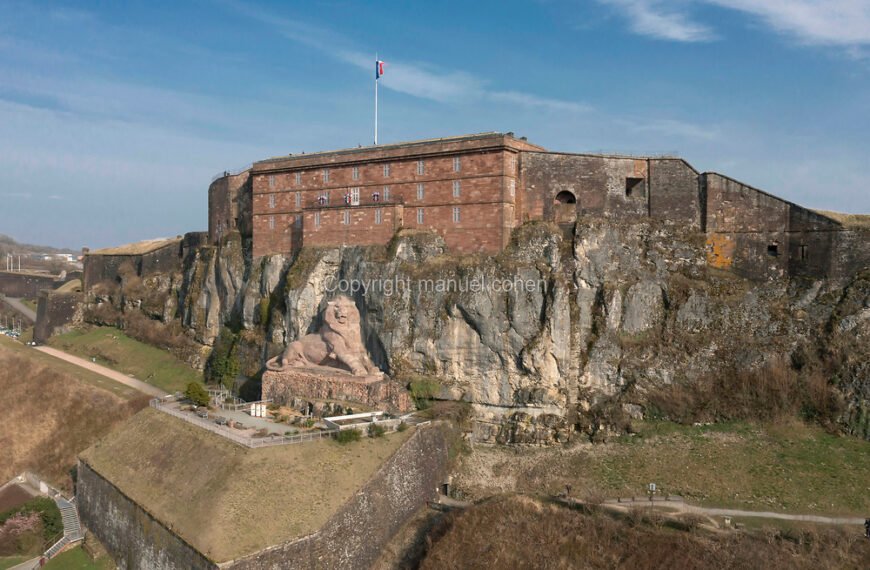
207, 131, 866, 281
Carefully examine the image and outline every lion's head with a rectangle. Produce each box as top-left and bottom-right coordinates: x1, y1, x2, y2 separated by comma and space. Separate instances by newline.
324, 296, 360, 333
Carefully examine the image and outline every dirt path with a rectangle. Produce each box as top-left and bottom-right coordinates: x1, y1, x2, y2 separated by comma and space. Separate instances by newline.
33, 346, 167, 398
2, 297, 36, 321
597, 497, 866, 525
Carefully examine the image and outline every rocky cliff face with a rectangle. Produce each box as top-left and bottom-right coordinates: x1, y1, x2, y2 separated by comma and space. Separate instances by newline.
89, 220, 870, 443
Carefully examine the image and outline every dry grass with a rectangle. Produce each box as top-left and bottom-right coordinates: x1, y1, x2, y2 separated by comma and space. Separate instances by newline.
813, 210, 870, 229
456, 421, 870, 516
420, 495, 870, 570
80, 409, 412, 562
87, 237, 180, 256
0, 345, 148, 491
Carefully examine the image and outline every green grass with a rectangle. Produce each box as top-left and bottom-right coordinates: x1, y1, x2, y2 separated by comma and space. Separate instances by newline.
0, 555, 32, 570
464, 420, 870, 516
0, 335, 140, 400
42, 547, 113, 570
48, 326, 202, 393
20, 299, 37, 312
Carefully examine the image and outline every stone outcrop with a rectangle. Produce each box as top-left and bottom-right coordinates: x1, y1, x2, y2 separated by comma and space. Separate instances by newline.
84, 219, 870, 443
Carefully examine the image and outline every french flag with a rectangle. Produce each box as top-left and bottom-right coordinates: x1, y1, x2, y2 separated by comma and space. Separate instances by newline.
376, 60, 385, 79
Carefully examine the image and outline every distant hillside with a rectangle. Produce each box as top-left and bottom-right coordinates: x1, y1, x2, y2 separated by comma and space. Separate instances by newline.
0, 234, 77, 256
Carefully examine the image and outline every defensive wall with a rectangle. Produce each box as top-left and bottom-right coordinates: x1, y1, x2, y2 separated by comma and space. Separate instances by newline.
0, 270, 77, 297
77, 420, 449, 570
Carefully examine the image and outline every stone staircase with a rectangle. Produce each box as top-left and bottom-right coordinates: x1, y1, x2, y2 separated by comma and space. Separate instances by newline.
42, 496, 84, 560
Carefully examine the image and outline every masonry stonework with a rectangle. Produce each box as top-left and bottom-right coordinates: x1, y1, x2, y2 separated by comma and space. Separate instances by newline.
207, 131, 867, 282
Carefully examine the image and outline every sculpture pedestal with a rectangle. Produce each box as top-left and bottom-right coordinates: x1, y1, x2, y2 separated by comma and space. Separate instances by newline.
262, 368, 414, 413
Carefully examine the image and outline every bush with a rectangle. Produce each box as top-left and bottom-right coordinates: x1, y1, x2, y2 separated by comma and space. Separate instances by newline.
409, 376, 441, 410
205, 328, 241, 391
185, 382, 210, 407
335, 429, 362, 444
397, 421, 409, 432
0, 497, 62, 541
368, 423, 386, 438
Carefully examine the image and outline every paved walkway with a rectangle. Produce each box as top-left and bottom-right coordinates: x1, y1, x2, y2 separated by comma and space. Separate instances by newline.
34, 346, 167, 397
2, 297, 36, 321
7, 556, 40, 570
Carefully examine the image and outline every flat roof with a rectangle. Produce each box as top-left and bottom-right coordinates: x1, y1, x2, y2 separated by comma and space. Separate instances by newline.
253, 132, 545, 171
86, 237, 181, 256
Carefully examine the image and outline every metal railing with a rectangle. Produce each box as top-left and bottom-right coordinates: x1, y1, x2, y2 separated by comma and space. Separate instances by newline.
211, 163, 252, 183
150, 399, 339, 448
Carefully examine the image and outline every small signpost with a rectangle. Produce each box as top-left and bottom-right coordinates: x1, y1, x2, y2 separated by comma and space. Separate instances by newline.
648, 483, 656, 501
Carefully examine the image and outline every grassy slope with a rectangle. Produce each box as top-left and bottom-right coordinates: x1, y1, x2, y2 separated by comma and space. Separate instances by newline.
0, 556, 31, 570
0, 339, 149, 490
0, 336, 140, 399
42, 546, 113, 570
48, 326, 201, 393
80, 409, 412, 562
457, 420, 870, 516
420, 495, 870, 570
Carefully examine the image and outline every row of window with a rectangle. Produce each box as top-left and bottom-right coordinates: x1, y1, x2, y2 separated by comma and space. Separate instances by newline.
264, 178, 519, 210
266, 157, 463, 189
264, 207, 463, 230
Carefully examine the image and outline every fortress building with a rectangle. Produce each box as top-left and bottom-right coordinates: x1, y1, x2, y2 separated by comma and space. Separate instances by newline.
209, 132, 869, 281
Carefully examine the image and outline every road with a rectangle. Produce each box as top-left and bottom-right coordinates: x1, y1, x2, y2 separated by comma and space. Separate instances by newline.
33, 346, 167, 398
1, 296, 36, 321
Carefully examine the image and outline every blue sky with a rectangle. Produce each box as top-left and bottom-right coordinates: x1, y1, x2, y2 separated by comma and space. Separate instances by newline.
1, 0, 869, 249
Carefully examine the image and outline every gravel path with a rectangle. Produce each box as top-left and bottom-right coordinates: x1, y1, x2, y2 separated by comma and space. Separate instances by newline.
33, 346, 167, 397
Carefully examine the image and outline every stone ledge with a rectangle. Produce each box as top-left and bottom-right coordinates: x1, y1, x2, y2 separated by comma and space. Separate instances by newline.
262, 368, 414, 413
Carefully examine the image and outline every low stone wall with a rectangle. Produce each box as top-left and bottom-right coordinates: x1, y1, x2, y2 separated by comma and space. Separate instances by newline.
0, 271, 65, 297
34, 289, 82, 343
223, 423, 448, 569
77, 461, 217, 570
78, 423, 448, 570
262, 368, 414, 413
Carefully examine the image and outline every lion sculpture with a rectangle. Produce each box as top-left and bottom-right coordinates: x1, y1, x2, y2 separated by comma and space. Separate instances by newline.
266, 296, 381, 377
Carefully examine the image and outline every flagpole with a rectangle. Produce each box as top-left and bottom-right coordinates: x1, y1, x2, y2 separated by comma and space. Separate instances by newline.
374, 53, 379, 145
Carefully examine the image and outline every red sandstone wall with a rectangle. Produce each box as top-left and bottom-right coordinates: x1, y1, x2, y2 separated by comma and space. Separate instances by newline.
251, 135, 524, 256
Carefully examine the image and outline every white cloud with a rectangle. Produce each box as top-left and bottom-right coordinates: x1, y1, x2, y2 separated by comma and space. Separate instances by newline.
600, 0, 870, 47
597, 0, 715, 42
705, 0, 870, 46
489, 91, 592, 113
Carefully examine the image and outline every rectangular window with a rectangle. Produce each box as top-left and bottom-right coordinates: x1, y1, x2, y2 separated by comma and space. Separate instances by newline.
508, 179, 515, 196
767, 243, 779, 257
383, 163, 390, 177
383, 186, 390, 201
417, 160, 425, 175
453, 207, 461, 223
294, 215, 302, 228
453, 180, 461, 198
323, 168, 330, 183
268, 215, 275, 230
417, 183, 424, 200
626, 177, 644, 197
352, 166, 360, 180
314, 211, 321, 228
295, 192, 301, 208
417, 207, 424, 224
375, 208, 383, 225
351, 187, 360, 205
295, 172, 302, 185
268, 194, 276, 209
342, 210, 350, 225
799, 244, 808, 261
268, 175, 276, 188
453, 156, 461, 172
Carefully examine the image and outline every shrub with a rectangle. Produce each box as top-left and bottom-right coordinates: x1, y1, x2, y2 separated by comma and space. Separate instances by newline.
368, 423, 386, 438
409, 376, 441, 410
397, 421, 409, 432
185, 382, 209, 407
0, 497, 62, 542
303, 418, 316, 428
205, 328, 241, 391
335, 429, 362, 444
